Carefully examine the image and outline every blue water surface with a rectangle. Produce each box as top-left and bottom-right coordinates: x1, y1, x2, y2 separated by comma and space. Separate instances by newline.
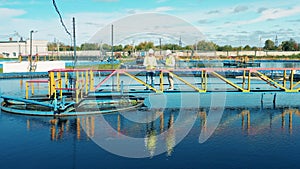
1, 107, 300, 169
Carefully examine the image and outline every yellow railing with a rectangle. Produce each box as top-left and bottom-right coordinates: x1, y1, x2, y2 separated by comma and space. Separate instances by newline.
28, 69, 95, 103
25, 68, 300, 101
95, 68, 300, 93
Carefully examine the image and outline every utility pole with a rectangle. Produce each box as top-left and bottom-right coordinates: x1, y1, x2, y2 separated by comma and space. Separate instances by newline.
73, 17, 77, 67
111, 24, 114, 69
111, 24, 114, 91
14, 31, 22, 58
159, 38, 162, 55
195, 40, 198, 54
29, 30, 37, 72
179, 36, 182, 47
30, 30, 33, 62
275, 35, 278, 48
57, 39, 60, 60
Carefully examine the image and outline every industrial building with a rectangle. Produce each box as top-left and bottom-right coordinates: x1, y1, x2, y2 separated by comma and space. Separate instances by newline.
0, 38, 48, 58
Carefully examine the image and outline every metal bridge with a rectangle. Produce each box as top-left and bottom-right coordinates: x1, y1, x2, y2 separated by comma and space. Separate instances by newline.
25, 67, 300, 103
92, 67, 300, 93
1, 67, 300, 116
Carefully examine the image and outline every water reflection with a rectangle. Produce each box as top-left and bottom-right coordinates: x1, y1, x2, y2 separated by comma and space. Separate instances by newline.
166, 113, 175, 156
241, 110, 250, 132
21, 108, 300, 157
20, 79, 23, 91
282, 109, 300, 134
145, 120, 157, 157
199, 111, 207, 132
143, 111, 177, 157
49, 118, 70, 141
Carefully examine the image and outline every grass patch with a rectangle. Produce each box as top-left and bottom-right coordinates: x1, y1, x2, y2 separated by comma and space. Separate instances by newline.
119, 58, 136, 63
0, 68, 3, 73
0, 58, 18, 61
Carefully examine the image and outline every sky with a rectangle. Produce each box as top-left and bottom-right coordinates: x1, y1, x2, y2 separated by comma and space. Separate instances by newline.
0, 0, 300, 47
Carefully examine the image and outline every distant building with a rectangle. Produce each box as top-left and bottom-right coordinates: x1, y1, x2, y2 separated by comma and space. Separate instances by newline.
0, 39, 48, 58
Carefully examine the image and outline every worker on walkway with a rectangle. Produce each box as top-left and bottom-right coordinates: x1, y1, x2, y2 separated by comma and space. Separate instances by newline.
143, 49, 157, 89
165, 50, 175, 90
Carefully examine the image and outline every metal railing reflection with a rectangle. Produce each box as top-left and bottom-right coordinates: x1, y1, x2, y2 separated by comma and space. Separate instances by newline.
49, 118, 70, 141
282, 109, 300, 134
241, 110, 250, 132
216, 108, 300, 135
143, 111, 176, 157
166, 113, 175, 156
76, 116, 95, 140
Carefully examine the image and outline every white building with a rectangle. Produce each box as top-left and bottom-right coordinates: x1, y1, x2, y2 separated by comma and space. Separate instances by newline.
0, 39, 48, 58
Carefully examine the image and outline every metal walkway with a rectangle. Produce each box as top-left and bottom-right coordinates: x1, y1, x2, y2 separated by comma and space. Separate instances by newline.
15, 67, 300, 105
92, 68, 300, 93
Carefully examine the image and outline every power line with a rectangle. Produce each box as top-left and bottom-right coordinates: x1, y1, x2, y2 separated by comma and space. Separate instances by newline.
52, 0, 71, 37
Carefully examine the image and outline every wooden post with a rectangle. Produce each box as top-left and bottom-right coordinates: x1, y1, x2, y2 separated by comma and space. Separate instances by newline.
85, 70, 89, 95
283, 70, 287, 88
65, 72, 68, 88
116, 72, 120, 92
201, 70, 204, 89
57, 72, 62, 98
49, 71, 55, 98
290, 70, 294, 90
90, 70, 94, 91
25, 82, 29, 99
242, 70, 246, 89
160, 71, 164, 92
76, 71, 79, 103
248, 70, 251, 91
31, 83, 34, 96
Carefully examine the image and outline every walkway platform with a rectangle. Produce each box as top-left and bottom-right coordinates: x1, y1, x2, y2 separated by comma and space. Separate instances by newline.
1, 67, 300, 116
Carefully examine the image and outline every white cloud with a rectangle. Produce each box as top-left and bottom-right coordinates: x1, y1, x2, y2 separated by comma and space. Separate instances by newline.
93, 0, 119, 2
0, 0, 21, 6
2, 1, 299, 47
156, 0, 168, 3
0, 0, 42, 6
154, 6, 174, 12
124, 6, 175, 15
0, 8, 26, 18
231, 6, 300, 26
126, 6, 175, 14
254, 6, 300, 22
233, 5, 248, 13
89, 13, 205, 45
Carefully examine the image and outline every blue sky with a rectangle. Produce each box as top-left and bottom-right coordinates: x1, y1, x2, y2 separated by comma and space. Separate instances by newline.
0, 0, 300, 47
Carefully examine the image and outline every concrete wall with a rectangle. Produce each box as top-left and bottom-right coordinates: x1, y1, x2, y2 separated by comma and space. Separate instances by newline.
2, 61, 65, 73
53, 50, 300, 58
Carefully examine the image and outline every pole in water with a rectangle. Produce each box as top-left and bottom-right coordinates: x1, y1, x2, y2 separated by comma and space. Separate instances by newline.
260, 93, 264, 110
273, 93, 276, 109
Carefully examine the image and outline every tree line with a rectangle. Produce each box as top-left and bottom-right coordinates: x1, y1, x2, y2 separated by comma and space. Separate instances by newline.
47, 38, 300, 52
